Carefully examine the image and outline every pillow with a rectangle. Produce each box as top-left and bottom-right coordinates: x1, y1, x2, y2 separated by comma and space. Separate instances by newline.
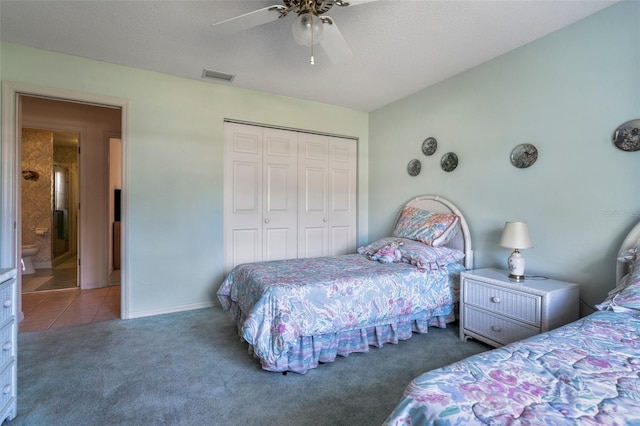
358, 237, 465, 270
596, 250, 640, 313
357, 237, 403, 258
397, 241, 466, 270
393, 207, 460, 247
369, 242, 403, 264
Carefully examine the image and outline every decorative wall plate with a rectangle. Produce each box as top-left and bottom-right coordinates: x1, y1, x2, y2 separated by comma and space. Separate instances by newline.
421, 137, 437, 156
613, 119, 640, 152
407, 159, 421, 176
510, 143, 538, 168
440, 152, 458, 172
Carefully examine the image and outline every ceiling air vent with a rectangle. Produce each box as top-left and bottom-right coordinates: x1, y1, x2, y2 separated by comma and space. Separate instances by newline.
202, 68, 235, 82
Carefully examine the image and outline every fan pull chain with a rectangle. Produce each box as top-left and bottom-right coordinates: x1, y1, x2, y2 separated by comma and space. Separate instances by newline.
310, 24, 315, 65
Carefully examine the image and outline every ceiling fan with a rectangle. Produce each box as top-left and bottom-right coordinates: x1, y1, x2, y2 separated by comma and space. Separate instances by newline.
212, 0, 378, 65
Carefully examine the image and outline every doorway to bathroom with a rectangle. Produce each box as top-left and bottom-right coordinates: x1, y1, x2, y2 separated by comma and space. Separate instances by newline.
1, 81, 130, 324
21, 129, 80, 293
17, 95, 123, 329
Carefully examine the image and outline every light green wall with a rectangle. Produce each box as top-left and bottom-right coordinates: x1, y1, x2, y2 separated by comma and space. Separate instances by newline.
369, 1, 640, 313
0, 42, 369, 317
2, 2, 638, 318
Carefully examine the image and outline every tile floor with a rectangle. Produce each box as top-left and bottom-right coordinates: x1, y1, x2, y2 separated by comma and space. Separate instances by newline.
20, 256, 121, 333
20, 286, 121, 333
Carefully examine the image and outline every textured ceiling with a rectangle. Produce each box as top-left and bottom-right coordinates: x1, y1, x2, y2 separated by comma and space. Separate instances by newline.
0, 0, 617, 112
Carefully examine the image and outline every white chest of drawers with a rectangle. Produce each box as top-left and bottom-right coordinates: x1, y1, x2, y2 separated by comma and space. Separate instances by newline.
0, 269, 17, 423
460, 268, 579, 348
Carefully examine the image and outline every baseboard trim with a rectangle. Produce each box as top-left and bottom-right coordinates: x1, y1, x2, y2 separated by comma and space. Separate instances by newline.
126, 301, 214, 320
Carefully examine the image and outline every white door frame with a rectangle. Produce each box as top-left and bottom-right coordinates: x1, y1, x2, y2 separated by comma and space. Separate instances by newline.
1, 81, 131, 319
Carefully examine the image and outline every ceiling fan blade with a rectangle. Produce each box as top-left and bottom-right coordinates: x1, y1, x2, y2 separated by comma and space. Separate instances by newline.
335, 0, 379, 6
319, 17, 353, 64
212, 5, 287, 36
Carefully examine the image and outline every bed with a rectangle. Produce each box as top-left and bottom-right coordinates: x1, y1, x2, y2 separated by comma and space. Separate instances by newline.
217, 195, 473, 374
384, 221, 640, 425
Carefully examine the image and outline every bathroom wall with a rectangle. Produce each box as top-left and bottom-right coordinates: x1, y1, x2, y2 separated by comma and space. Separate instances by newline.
21, 128, 53, 267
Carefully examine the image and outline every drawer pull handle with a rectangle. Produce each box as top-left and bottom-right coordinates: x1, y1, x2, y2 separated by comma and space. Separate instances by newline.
490, 296, 500, 303
2, 342, 10, 351
2, 299, 10, 308
491, 325, 502, 332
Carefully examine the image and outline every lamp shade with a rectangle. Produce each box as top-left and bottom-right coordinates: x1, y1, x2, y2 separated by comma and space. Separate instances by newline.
499, 222, 533, 249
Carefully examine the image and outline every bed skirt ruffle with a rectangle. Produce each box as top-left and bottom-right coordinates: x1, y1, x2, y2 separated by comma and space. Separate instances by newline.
240, 307, 456, 374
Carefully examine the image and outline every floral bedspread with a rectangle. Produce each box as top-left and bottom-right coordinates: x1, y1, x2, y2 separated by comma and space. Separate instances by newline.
384, 310, 640, 425
217, 254, 463, 365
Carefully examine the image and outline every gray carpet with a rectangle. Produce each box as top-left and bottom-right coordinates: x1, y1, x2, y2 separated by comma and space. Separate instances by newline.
12, 306, 490, 426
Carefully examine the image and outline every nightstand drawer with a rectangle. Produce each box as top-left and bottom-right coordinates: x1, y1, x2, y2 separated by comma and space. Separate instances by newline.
463, 306, 539, 346
464, 279, 541, 326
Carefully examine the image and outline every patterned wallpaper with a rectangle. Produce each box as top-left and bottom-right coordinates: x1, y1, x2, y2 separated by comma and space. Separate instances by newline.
21, 128, 53, 266
54, 145, 77, 163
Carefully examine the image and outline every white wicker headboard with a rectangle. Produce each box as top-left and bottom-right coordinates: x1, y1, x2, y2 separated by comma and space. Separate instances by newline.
395, 195, 473, 270
616, 220, 640, 283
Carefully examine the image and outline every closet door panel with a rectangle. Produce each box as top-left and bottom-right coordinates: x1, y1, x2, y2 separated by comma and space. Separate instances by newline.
263, 128, 298, 261
301, 227, 328, 259
298, 133, 329, 258
231, 229, 260, 266
264, 228, 291, 261
330, 226, 352, 256
224, 123, 263, 271
328, 137, 357, 255
233, 162, 259, 213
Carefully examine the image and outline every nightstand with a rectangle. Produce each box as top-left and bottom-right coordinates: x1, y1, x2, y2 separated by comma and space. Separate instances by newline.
460, 268, 579, 347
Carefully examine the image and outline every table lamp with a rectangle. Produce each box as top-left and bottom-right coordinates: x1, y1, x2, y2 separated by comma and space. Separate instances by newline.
499, 221, 533, 281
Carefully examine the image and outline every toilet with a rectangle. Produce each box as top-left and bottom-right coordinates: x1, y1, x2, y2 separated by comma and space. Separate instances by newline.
21, 244, 39, 275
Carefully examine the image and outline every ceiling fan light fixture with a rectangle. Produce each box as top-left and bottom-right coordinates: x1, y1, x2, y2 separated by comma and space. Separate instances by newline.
291, 13, 324, 46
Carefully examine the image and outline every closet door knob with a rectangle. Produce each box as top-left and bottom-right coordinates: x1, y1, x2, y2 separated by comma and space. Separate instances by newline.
2, 299, 10, 308
2, 385, 10, 394
491, 325, 502, 332
264, 219, 269, 224
490, 296, 500, 303
323, 218, 327, 222
2, 342, 10, 351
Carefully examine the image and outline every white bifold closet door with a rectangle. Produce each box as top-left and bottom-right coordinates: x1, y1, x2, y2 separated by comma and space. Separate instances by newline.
224, 122, 356, 272
223, 123, 298, 271
297, 132, 357, 258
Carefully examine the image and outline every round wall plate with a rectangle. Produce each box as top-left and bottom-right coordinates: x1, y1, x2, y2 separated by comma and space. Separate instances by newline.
407, 159, 421, 176
510, 143, 538, 168
613, 119, 640, 152
440, 152, 458, 172
421, 137, 437, 156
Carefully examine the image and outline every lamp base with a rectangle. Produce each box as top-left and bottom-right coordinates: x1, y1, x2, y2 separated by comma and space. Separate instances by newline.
507, 249, 526, 282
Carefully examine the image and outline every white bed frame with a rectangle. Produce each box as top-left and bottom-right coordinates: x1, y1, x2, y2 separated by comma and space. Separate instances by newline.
396, 195, 473, 270
616, 220, 640, 283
